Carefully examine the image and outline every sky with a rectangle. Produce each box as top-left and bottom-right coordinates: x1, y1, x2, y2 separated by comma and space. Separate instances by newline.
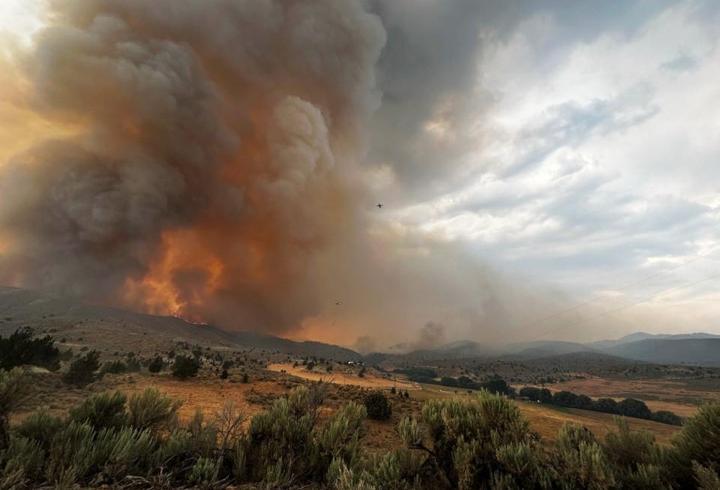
0, 1, 719, 347
364, 0, 720, 341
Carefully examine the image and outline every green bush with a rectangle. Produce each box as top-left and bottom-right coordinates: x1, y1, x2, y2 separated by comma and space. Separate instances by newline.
479, 377, 513, 395
553, 424, 616, 489
93, 426, 156, 481
0, 368, 30, 450
189, 456, 219, 487
651, 410, 682, 426
0, 435, 44, 488
0, 327, 59, 371
364, 391, 392, 421
669, 403, 720, 487
148, 355, 164, 373
172, 355, 200, 379
15, 409, 64, 449
45, 421, 97, 485
519, 386, 543, 401
400, 390, 544, 488
100, 360, 127, 374
127, 388, 181, 434
594, 397, 619, 414
617, 398, 652, 420
69, 391, 128, 430
603, 418, 665, 488
63, 350, 101, 387
239, 385, 363, 486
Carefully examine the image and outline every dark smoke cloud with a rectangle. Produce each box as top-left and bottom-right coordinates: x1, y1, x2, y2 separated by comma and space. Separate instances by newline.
0, 0, 386, 330
0, 0, 615, 348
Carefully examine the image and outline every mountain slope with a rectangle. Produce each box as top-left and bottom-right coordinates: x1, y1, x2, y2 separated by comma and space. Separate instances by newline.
604, 338, 720, 366
590, 332, 720, 350
0, 286, 361, 361
504, 340, 594, 359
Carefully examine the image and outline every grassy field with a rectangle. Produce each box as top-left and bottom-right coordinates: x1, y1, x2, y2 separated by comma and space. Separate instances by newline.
548, 375, 720, 417
403, 381, 681, 445
12, 359, 689, 454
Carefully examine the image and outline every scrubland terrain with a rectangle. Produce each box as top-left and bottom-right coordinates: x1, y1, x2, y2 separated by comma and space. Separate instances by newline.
2, 291, 720, 488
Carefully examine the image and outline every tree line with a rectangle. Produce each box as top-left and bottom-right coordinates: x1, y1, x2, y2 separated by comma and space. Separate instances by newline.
519, 386, 683, 426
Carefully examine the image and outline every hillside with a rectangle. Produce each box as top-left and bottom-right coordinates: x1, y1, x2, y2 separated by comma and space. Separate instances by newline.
0, 286, 361, 361
605, 338, 720, 366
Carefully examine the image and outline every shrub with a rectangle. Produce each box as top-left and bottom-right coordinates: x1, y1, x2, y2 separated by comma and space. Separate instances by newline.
45, 421, 97, 485
651, 410, 682, 426
100, 360, 127, 374
480, 377, 513, 395
63, 350, 101, 387
364, 391, 391, 421
603, 418, 665, 488
69, 391, 128, 430
189, 456, 220, 487
575, 394, 594, 410
94, 426, 156, 481
553, 390, 580, 407
694, 462, 720, 490
553, 423, 615, 489
403, 390, 543, 488
0, 368, 30, 449
617, 398, 652, 420
241, 385, 364, 485
172, 355, 200, 379
127, 388, 181, 433
519, 386, 541, 400
124, 354, 142, 372
244, 386, 320, 483
15, 409, 64, 449
148, 355, 164, 373
0, 327, 59, 371
593, 397, 619, 414
669, 403, 720, 487
0, 435, 44, 487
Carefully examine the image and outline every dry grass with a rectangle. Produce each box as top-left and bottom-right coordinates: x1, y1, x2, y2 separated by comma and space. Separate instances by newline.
12, 368, 684, 449
548, 376, 719, 417
517, 401, 680, 445
268, 362, 418, 390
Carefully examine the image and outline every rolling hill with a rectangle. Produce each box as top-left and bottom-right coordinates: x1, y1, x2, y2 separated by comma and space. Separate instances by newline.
0, 286, 361, 361
604, 338, 720, 366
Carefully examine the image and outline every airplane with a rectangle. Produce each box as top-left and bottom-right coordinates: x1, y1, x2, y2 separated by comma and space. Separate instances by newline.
376, 203, 383, 208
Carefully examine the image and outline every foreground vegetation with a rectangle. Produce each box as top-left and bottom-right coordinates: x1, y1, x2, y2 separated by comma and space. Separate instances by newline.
1, 367, 719, 489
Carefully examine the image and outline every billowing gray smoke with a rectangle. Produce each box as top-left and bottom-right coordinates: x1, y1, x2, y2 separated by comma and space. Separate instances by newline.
0, 0, 580, 348
0, 0, 385, 330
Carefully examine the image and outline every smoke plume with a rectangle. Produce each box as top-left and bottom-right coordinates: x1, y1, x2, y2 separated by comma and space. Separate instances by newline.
0, 0, 586, 348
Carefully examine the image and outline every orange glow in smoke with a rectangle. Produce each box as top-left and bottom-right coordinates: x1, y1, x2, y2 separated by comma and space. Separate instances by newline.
123, 228, 224, 323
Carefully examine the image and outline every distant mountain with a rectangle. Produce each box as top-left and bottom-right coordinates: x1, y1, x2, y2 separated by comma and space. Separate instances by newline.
603, 338, 720, 366
368, 340, 497, 363
504, 340, 595, 359
405, 340, 498, 361
590, 331, 720, 350
372, 332, 720, 366
0, 286, 361, 361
